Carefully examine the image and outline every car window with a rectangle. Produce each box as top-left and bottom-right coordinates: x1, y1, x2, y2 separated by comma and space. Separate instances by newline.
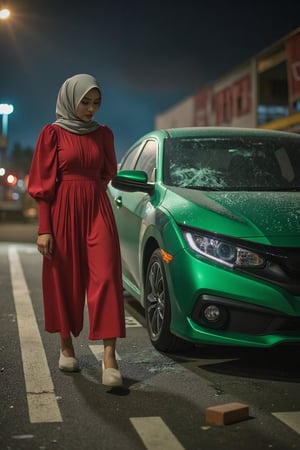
120, 143, 143, 170
163, 136, 300, 191
134, 140, 157, 182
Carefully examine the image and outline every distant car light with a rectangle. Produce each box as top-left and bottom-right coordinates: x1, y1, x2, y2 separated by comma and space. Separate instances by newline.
6, 174, 17, 186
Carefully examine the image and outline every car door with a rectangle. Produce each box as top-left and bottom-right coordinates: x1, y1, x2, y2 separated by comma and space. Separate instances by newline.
110, 140, 157, 292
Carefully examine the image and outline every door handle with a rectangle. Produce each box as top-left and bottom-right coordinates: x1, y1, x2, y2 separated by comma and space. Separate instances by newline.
114, 196, 122, 208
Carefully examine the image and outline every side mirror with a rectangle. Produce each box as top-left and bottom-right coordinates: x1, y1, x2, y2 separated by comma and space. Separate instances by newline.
111, 170, 155, 195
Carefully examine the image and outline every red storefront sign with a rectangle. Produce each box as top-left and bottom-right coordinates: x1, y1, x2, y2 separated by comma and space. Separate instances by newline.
194, 87, 212, 126
214, 75, 250, 125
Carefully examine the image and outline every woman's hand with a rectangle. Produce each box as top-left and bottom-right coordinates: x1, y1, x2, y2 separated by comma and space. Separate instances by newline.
37, 234, 53, 259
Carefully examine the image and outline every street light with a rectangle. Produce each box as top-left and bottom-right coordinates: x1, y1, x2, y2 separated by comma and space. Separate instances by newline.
0, 8, 10, 20
0, 103, 14, 135
0, 5, 12, 150
0, 103, 14, 165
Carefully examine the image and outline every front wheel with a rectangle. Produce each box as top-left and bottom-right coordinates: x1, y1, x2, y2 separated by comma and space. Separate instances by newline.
144, 249, 192, 352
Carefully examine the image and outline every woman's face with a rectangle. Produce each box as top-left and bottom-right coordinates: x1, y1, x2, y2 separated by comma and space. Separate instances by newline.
76, 88, 101, 122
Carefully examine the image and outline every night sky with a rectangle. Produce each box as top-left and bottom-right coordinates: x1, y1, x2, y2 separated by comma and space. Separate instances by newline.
1, 0, 300, 160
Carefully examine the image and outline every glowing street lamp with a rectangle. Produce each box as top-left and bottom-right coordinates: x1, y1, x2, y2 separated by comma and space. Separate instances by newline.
0, 103, 14, 136
0, 103, 14, 164
0, 8, 10, 19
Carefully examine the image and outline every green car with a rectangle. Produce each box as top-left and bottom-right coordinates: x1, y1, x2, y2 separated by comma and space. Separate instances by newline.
108, 127, 300, 352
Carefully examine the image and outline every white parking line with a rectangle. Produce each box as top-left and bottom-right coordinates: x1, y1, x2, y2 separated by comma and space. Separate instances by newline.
125, 313, 142, 328
88, 312, 141, 361
130, 417, 185, 450
272, 411, 300, 435
8, 246, 62, 423
89, 344, 121, 361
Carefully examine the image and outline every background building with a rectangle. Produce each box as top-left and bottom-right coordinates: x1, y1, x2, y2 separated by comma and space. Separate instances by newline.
155, 27, 300, 134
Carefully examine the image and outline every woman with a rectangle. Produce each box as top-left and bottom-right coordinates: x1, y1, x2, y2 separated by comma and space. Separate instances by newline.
28, 74, 125, 387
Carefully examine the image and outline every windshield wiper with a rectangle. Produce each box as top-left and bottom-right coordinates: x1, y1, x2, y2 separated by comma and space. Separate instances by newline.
278, 186, 300, 191
186, 186, 224, 191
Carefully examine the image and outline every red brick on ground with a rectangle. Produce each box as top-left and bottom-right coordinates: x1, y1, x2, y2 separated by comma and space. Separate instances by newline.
205, 402, 249, 425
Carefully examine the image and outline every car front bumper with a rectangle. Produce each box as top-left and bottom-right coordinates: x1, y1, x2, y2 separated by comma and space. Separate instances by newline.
166, 248, 300, 347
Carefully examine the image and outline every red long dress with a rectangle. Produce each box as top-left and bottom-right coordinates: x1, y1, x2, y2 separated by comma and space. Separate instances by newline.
28, 124, 126, 340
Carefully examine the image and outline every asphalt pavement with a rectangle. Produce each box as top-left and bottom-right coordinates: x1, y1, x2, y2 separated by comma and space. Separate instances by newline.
0, 219, 38, 243
1, 222, 300, 450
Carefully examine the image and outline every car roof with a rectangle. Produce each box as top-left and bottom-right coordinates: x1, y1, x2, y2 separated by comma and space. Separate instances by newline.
142, 127, 300, 140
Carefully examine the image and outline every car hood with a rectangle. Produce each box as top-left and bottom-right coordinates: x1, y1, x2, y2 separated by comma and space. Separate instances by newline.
163, 187, 300, 245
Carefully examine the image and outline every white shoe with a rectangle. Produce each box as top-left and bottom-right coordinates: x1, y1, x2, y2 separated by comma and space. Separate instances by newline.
59, 350, 79, 372
102, 360, 122, 387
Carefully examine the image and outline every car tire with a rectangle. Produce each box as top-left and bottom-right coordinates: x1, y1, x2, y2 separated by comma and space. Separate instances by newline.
145, 249, 192, 352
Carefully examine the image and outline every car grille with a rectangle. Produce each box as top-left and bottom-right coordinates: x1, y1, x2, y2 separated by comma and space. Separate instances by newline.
242, 246, 300, 295
280, 251, 300, 278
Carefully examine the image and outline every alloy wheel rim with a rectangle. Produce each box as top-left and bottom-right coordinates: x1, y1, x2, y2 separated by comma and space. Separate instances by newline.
147, 261, 165, 339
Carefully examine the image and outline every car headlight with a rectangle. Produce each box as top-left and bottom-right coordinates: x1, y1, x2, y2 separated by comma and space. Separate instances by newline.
183, 231, 265, 268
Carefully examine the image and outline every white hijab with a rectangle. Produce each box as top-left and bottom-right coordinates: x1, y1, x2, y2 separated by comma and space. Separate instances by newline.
54, 73, 101, 134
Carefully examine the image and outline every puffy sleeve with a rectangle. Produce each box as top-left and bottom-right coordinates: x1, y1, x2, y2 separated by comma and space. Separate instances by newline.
27, 124, 58, 234
101, 126, 118, 185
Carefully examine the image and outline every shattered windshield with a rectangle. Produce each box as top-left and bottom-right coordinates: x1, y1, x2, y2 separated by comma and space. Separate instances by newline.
163, 136, 300, 191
